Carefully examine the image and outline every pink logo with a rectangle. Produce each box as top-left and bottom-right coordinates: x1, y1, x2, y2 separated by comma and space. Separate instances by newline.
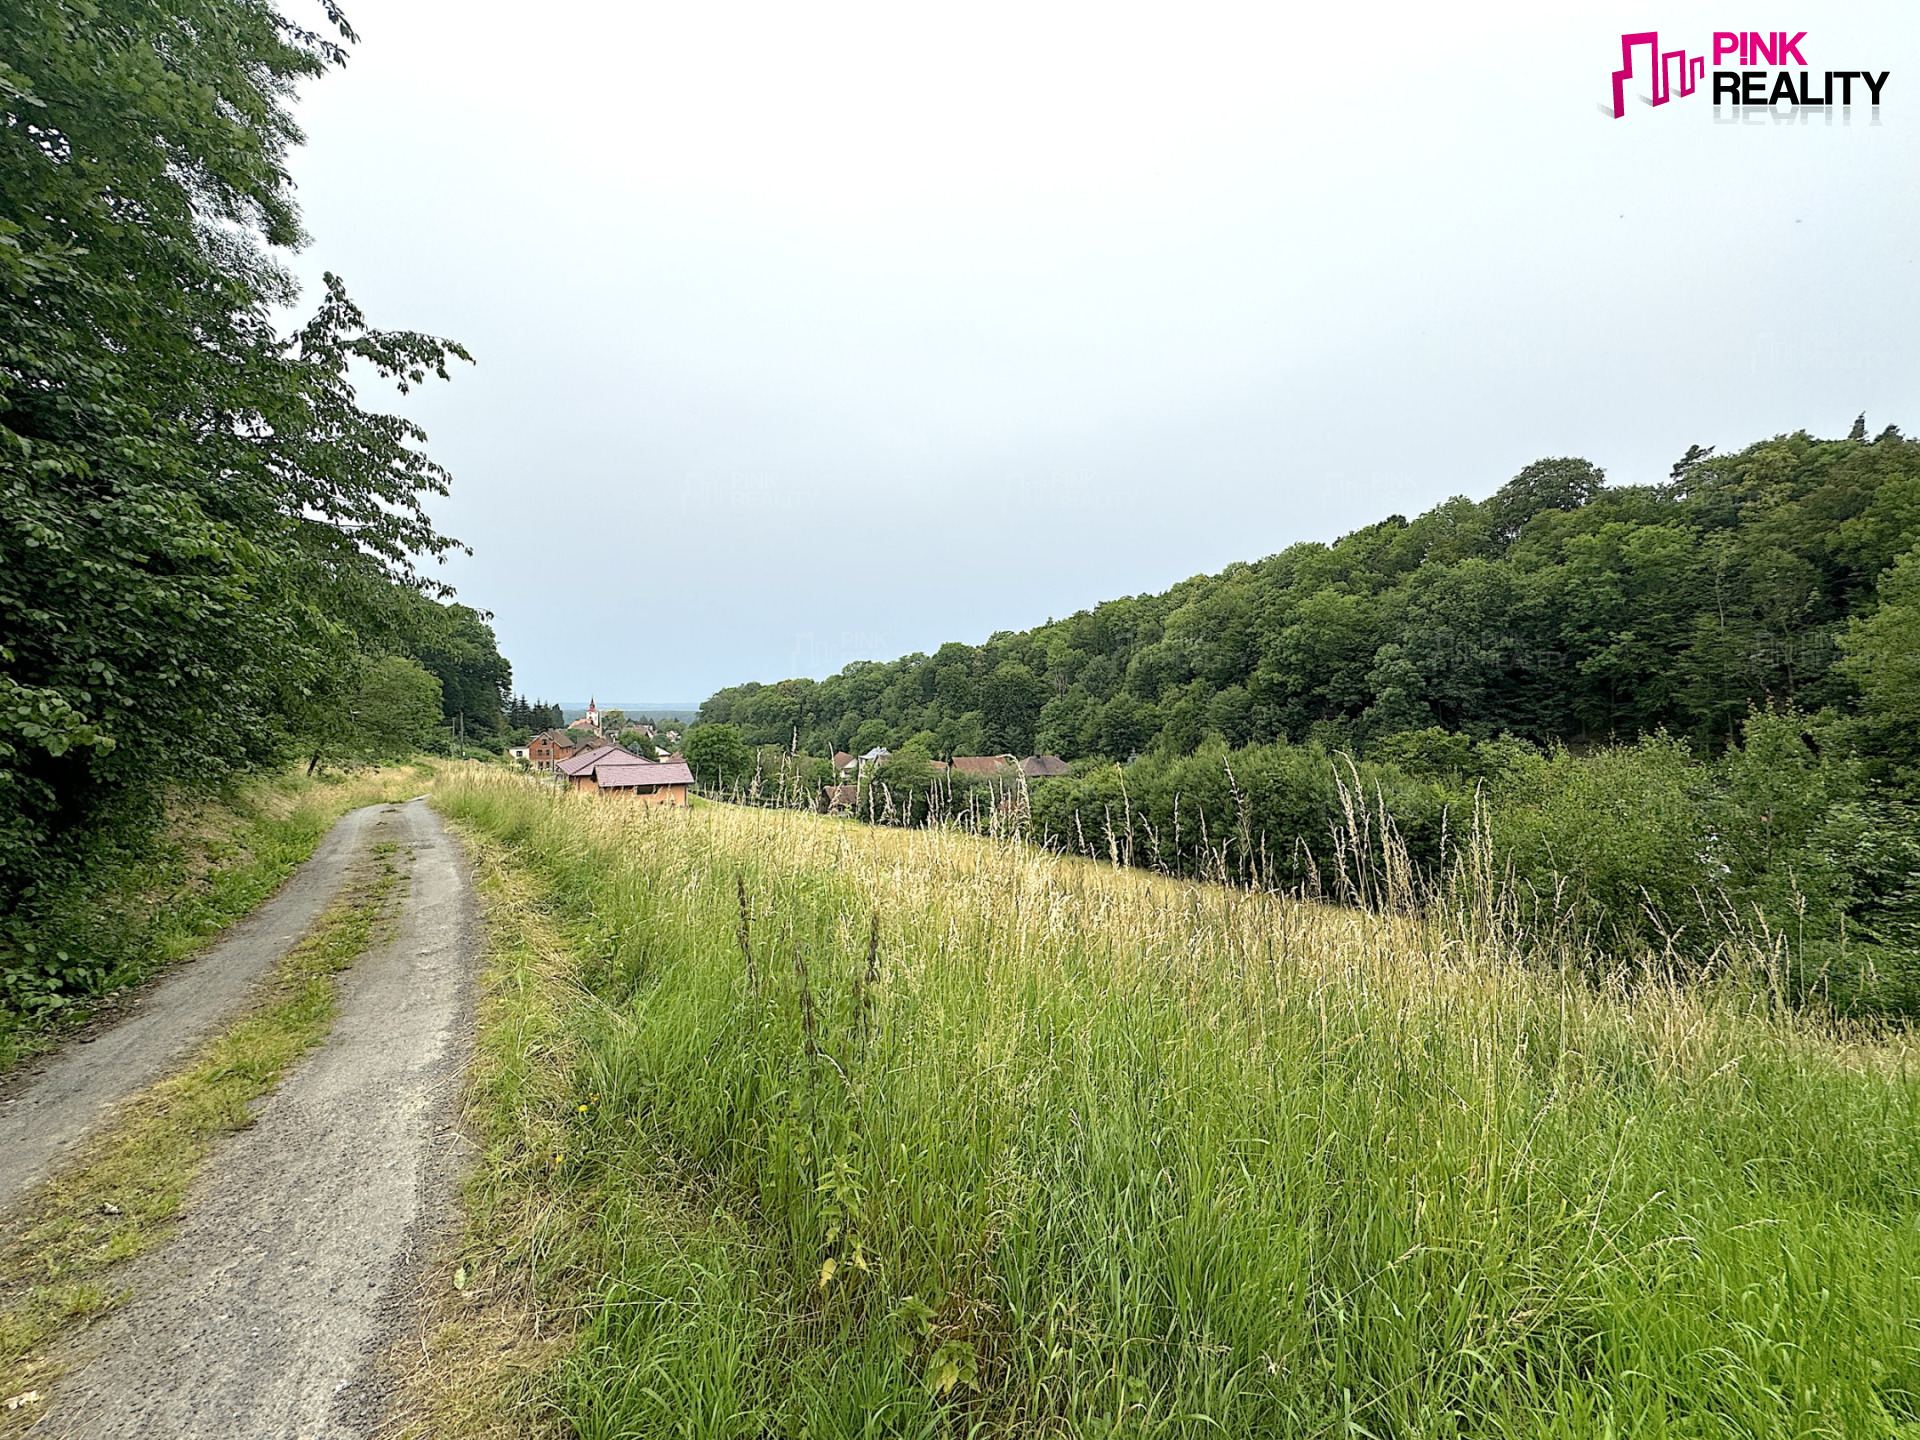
1611, 31, 1707, 118
1609, 29, 1889, 117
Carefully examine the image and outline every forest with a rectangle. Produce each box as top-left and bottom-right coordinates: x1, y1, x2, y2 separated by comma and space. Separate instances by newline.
697, 433, 1920, 1011
0, 0, 508, 1010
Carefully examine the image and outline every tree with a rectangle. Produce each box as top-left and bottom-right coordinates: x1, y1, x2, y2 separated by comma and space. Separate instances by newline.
1091, 694, 1156, 759
355, 657, 443, 762
981, 663, 1048, 755
402, 600, 511, 735
1838, 542, 1920, 778
848, 719, 890, 754
1485, 458, 1606, 547
684, 724, 752, 790
329, 582, 511, 735
302, 653, 442, 771
873, 749, 938, 825
0, 0, 469, 933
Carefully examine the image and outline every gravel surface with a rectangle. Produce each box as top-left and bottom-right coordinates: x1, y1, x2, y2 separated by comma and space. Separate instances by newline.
39, 798, 480, 1439
0, 803, 390, 1215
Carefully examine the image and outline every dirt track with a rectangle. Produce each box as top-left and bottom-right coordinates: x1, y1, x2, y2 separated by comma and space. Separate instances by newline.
22, 798, 480, 1439
0, 802, 391, 1214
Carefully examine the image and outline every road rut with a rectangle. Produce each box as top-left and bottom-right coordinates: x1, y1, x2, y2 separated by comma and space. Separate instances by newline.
38, 798, 479, 1439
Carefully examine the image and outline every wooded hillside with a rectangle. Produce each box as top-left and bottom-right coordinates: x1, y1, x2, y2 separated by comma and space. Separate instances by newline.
702, 431, 1919, 766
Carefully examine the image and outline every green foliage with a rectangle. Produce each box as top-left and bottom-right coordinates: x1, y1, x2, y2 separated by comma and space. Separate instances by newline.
0, 0, 476, 1001
1017, 722, 1915, 1012
869, 749, 939, 825
848, 718, 890, 754
382, 592, 512, 736
1485, 455, 1606, 545
352, 656, 443, 762
684, 724, 752, 790
506, 697, 566, 734
1839, 541, 1920, 781
1484, 735, 1716, 951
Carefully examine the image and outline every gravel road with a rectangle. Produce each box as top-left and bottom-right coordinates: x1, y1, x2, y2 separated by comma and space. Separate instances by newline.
0, 802, 392, 1214
34, 797, 480, 1439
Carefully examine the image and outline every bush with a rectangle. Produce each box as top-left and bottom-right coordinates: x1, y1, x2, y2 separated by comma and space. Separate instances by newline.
1486, 736, 1716, 952
684, 724, 752, 790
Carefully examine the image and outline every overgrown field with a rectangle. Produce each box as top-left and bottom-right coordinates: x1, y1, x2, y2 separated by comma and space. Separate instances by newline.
436, 770, 1920, 1439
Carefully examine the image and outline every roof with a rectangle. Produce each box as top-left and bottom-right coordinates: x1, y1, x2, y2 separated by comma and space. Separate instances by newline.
579, 754, 695, 789
530, 729, 576, 747
822, 784, 858, 807
1021, 754, 1071, 778
832, 751, 854, 769
557, 742, 624, 777
950, 755, 1017, 777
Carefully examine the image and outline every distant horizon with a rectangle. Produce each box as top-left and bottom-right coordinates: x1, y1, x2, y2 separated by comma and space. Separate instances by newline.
556, 704, 701, 718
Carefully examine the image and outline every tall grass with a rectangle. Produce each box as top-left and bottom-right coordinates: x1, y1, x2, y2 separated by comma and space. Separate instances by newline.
436, 769, 1920, 1439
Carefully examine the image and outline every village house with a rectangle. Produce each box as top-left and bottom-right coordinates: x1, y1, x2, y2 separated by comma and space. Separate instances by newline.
558, 743, 694, 806
950, 754, 1018, 778
528, 728, 577, 772
946, 754, 1069, 780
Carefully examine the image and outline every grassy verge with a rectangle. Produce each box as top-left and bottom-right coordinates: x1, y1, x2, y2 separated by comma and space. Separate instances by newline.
377, 823, 591, 1439
0, 851, 401, 1429
434, 769, 1920, 1440
0, 764, 429, 1074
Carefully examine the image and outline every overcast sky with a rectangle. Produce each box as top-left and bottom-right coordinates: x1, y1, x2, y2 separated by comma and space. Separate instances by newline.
285, 1, 1920, 706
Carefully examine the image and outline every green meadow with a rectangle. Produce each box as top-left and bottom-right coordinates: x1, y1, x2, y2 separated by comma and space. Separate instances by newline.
437, 769, 1920, 1439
